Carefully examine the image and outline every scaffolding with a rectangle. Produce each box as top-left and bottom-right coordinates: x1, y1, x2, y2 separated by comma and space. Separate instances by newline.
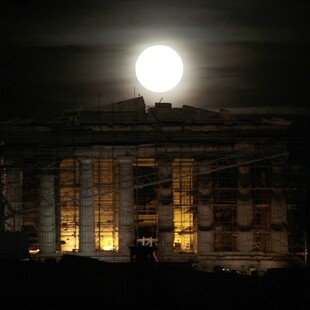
93, 159, 119, 251
173, 159, 194, 253
0, 97, 308, 269
0, 150, 306, 253
59, 158, 120, 252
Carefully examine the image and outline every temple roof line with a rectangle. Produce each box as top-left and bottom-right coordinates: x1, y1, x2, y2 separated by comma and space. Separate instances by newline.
56, 96, 238, 125
0, 97, 291, 127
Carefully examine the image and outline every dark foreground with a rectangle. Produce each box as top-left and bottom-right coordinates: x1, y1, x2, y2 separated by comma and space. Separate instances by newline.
0, 255, 309, 310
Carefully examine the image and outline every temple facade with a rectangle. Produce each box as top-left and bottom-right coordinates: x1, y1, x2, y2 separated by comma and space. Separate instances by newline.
0, 97, 304, 273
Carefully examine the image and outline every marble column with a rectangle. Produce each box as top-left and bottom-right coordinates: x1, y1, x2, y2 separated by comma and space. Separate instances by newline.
5, 166, 23, 232
157, 160, 174, 254
270, 161, 288, 253
236, 165, 253, 252
0, 158, 4, 231
79, 158, 95, 253
118, 157, 135, 254
197, 163, 214, 254
39, 172, 56, 254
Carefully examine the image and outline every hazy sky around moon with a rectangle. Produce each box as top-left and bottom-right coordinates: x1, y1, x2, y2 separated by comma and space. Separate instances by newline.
0, 0, 308, 121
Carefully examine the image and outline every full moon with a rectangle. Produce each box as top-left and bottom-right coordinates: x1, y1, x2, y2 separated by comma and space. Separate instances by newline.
135, 45, 183, 93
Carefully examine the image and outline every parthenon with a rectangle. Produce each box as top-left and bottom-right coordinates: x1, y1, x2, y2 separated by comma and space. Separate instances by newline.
0, 96, 305, 274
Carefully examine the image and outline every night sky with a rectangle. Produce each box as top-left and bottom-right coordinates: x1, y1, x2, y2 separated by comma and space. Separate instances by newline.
1, 0, 308, 121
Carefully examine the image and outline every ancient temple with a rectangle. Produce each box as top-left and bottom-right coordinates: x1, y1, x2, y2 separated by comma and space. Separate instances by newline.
0, 96, 305, 273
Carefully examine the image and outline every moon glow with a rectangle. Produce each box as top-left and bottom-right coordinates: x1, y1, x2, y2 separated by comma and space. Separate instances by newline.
135, 45, 183, 93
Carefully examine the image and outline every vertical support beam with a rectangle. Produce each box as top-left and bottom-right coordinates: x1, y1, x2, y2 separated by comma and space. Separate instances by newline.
197, 163, 214, 254
0, 157, 6, 232
79, 158, 95, 253
270, 161, 288, 253
270, 231, 288, 253
236, 165, 253, 252
53, 160, 62, 252
157, 160, 174, 254
236, 232, 253, 252
39, 171, 56, 254
5, 166, 23, 232
118, 157, 135, 254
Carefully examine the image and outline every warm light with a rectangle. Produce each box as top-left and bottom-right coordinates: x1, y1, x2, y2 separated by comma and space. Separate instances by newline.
135, 45, 183, 92
103, 240, 114, 251
173, 159, 194, 252
29, 249, 40, 255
